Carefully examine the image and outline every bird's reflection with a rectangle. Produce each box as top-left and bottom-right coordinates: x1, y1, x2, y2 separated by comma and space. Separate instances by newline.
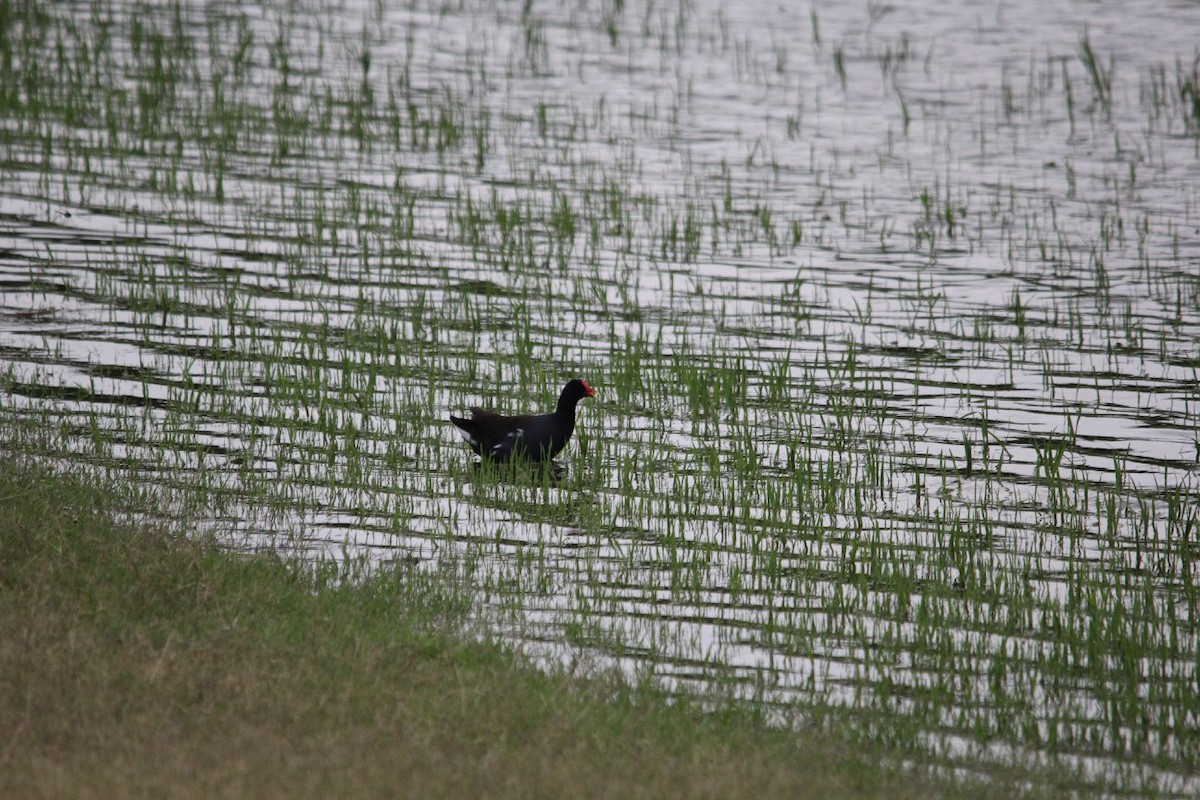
468, 458, 567, 485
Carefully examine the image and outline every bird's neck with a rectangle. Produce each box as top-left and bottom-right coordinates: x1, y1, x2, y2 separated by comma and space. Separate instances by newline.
555, 396, 578, 417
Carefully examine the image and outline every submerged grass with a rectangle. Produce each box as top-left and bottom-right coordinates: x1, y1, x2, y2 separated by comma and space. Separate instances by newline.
0, 451, 1000, 800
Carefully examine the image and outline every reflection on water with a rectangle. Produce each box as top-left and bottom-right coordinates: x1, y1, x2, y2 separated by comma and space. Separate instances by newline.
2, 0, 1200, 792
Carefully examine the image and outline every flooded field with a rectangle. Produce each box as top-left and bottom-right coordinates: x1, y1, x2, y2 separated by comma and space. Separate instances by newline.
3, 0, 1200, 792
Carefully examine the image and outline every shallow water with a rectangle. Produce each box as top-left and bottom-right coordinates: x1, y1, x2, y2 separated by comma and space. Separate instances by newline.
3, 0, 1200, 792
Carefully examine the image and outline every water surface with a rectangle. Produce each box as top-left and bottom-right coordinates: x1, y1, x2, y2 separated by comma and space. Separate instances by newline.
2, 0, 1199, 792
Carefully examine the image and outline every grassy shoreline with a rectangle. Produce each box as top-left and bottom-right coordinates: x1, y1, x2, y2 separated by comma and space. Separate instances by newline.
0, 453, 998, 799
3, 1, 1199, 792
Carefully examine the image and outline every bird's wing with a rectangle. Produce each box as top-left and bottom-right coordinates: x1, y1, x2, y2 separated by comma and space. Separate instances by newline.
487, 425, 526, 459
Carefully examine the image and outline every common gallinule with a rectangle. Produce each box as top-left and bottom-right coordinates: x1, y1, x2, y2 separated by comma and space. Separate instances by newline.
450, 379, 597, 462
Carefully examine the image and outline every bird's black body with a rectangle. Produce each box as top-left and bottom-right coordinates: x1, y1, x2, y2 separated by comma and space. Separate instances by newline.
450, 379, 596, 462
